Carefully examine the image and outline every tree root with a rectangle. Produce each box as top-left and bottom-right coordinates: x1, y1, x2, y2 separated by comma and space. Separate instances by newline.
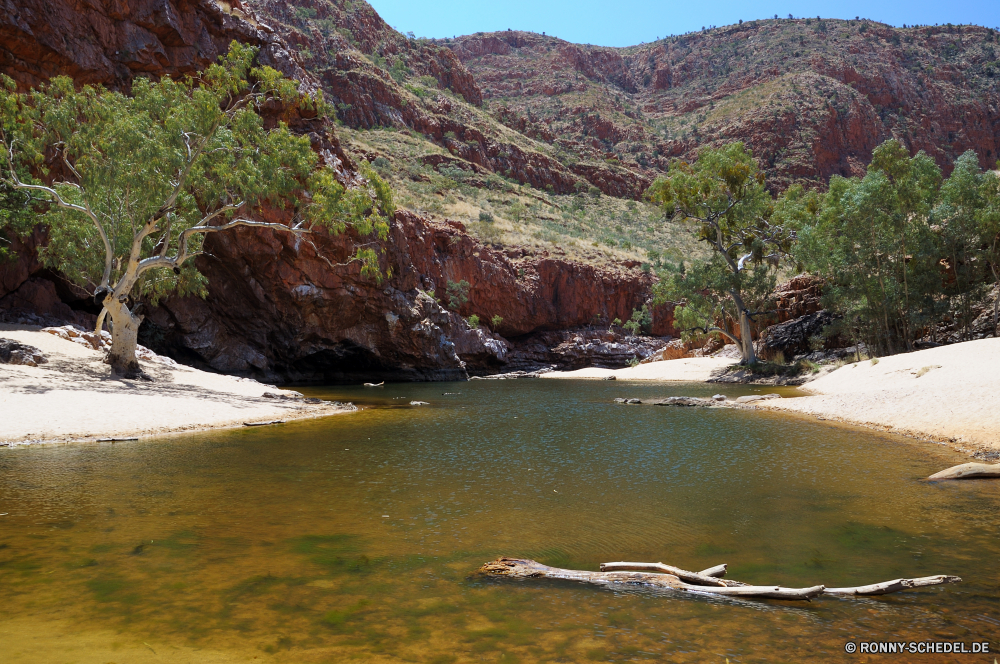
478, 557, 960, 602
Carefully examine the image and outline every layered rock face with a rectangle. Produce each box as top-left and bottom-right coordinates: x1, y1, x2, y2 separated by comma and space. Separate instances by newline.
243, 0, 639, 197
142, 210, 654, 382
0, 0, 313, 91
452, 21, 1000, 191
0, 0, 661, 382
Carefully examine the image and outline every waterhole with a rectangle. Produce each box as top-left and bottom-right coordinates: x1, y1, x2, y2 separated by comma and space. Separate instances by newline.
1, 380, 997, 662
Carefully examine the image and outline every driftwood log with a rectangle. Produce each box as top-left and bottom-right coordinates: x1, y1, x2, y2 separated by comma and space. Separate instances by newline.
928, 462, 1000, 480
479, 558, 960, 602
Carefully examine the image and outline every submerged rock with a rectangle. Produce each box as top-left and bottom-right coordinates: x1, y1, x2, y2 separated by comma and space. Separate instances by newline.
735, 394, 782, 403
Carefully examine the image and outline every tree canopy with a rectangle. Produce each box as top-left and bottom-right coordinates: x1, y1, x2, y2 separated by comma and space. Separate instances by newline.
646, 142, 795, 363
1, 42, 394, 376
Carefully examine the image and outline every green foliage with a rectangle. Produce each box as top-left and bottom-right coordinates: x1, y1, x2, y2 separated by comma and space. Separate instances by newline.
445, 279, 470, 310
0, 181, 35, 262
478, 210, 494, 223
646, 143, 793, 362
388, 59, 409, 82
932, 151, 1000, 339
623, 304, 652, 336
0, 43, 394, 304
796, 140, 944, 354
467, 313, 480, 328
490, 314, 503, 329
508, 200, 527, 222
293, 6, 317, 21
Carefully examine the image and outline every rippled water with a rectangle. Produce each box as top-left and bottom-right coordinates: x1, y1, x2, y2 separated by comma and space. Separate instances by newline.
1, 380, 998, 663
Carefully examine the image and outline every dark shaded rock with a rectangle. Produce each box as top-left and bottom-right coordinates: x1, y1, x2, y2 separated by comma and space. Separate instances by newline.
502, 328, 669, 373
757, 310, 840, 362
0, 338, 47, 366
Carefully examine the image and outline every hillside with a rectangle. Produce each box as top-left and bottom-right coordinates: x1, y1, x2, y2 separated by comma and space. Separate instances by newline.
240, 1, 1000, 260
451, 20, 1000, 191
240, 0, 707, 266
0, 0, 671, 381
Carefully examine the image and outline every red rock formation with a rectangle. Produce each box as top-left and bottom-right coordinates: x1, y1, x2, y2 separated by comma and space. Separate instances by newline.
453, 22, 1000, 191
0, 0, 312, 92
140, 209, 656, 381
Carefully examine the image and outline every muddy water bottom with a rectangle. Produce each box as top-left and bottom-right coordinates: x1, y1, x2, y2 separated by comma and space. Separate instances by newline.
1, 380, 997, 663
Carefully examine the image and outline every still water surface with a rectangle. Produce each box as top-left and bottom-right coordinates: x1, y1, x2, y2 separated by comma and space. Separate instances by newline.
1, 380, 998, 662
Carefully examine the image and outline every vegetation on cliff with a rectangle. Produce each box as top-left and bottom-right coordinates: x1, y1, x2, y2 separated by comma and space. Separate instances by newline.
652, 140, 1000, 362
647, 143, 795, 363
0, 43, 393, 377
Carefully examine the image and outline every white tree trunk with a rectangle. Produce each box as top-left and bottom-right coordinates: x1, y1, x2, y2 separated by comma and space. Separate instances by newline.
730, 290, 758, 365
105, 298, 143, 378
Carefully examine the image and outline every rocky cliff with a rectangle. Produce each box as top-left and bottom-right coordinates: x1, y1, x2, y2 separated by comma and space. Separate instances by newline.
139, 209, 656, 382
0, 0, 666, 381
451, 21, 1000, 190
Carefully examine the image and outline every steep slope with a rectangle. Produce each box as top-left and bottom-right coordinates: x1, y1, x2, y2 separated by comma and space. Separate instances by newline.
451, 20, 1000, 190
243, 0, 646, 198
0, 0, 663, 382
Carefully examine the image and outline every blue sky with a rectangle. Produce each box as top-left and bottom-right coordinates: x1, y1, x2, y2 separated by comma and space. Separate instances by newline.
367, 0, 1000, 47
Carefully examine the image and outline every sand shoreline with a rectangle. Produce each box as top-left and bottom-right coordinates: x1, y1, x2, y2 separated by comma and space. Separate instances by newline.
541, 339, 1000, 455
5, 324, 998, 455
756, 337, 1000, 453
1, 325, 355, 447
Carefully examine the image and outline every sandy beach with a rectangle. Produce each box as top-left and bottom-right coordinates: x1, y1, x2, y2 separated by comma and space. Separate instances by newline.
0, 325, 353, 445
539, 357, 738, 382
757, 338, 1000, 451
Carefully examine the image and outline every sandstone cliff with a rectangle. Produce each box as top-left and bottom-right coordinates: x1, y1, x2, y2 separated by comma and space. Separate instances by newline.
451, 21, 1000, 190
0, 0, 662, 381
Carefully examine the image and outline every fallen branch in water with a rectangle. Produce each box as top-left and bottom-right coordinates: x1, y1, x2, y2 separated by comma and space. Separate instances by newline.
600, 561, 737, 587
698, 564, 728, 578
928, 462, 1000, 480
824, 575, 962, 596
243, 420, 285, 427
479, 558, 960, 602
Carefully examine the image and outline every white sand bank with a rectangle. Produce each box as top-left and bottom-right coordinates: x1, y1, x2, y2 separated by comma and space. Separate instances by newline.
0, 326, 352, 445
761, 337, 1000, 450
540, 357, 737, 382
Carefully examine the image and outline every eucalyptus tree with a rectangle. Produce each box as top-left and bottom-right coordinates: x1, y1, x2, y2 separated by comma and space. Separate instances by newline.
796, 140, 941, 355
1, 43, 392, 378
646, 143, 795, 364
932, 152, 1000, 338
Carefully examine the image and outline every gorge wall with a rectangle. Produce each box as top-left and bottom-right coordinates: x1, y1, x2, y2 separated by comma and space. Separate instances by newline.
0, 0, 662, 382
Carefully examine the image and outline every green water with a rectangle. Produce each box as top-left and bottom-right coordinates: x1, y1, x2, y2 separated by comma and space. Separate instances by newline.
1, 380, 998, 663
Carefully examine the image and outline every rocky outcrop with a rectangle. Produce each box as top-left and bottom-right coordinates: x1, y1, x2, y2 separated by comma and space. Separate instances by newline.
501, 328, 669, 373
134, 209, 655, 382
0, 0, 313, 92
757, 310, 839, 361
0, 338, 47, 366
453, 22, 1000, 191
0, 0, 663, 383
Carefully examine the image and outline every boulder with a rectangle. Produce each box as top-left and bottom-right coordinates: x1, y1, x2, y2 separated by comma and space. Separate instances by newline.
757, 310, 840, 362
0, 338, 47, 366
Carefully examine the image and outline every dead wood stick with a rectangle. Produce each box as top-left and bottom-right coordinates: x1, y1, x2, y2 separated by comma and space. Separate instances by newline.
698, 564, 728, 578
482, 558, 821, 600
824, 575, 962, 596
679, 582, 825, 600
483, 558, 683, 590
928, 463, 1000, 480
600, 561, 736, 587
243, 420, 285, 427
